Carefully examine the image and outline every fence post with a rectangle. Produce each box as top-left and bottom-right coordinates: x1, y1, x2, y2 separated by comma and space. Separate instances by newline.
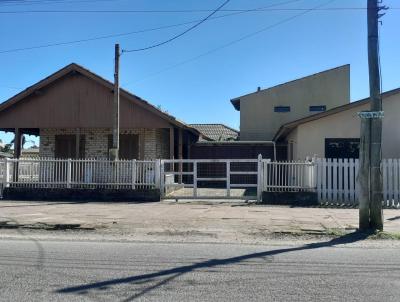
257, 154, 263, 202
131, 160, 137, 190
154, 160, 160, 189
311, 157, 317, 191
5, 158, 10, 187
193, 160, 198, 198
67, 159, 72, 188
226, 160, 231, 198
160, 160, 165, 198
3, 158, 9, 188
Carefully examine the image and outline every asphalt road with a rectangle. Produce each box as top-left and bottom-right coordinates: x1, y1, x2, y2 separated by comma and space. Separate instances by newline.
0, 236, 400, 302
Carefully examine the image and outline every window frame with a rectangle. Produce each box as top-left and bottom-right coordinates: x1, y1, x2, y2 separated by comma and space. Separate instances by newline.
274, 106, 291, 113
309, 105, 326, 112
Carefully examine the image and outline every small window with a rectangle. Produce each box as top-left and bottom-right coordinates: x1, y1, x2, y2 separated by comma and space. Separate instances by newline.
310, 105, 326, 112
274, 106, 290, 112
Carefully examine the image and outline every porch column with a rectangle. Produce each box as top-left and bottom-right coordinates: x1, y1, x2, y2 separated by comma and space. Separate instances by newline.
13, 128, 22, 183
14, 128, 22, 159
178, 128, 183, 183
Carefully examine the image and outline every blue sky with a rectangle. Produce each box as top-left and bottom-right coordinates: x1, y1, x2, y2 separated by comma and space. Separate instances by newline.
0, 0, 399, 146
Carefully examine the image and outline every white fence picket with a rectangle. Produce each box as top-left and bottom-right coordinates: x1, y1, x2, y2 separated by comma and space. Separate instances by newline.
0, 158, 157, 190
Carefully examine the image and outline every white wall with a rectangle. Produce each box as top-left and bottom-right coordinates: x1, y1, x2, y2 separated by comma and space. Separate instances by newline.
239, 65, 350, 140
288, 92, 400, 159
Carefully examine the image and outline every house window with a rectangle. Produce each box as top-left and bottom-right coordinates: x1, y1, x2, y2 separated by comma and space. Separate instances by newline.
55, 135, 85, 159
108, 134, 139, 160
274, 106, 290, 113
310, 105, 326, 112
325, 138, 360, 159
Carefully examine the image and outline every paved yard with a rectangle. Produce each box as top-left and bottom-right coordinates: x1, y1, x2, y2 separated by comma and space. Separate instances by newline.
1, 200, 399, 243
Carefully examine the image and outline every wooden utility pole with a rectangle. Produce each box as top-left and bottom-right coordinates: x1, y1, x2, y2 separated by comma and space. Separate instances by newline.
358, 116, 371, 230
367, 0, 384, 230
358, 0, 384, 231
110, 43, 120, 160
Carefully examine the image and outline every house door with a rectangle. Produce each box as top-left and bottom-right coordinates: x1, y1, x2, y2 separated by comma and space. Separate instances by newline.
55, 135, 85, 159
325, 138, 360, 159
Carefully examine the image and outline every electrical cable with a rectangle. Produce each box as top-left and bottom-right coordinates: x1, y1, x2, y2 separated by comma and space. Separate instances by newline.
121, 0, 231, 53
124, 0, 337, 85
0, 0, 300, 54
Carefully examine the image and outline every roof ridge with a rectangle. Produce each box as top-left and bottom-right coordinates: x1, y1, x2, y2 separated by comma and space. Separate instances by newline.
231, 64, 350, 110
0, 63, 200, 136
189, 123, 239, 133
274, 87, 400, 140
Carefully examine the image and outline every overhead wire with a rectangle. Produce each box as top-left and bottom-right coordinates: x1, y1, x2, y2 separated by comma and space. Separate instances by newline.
0, 0, 301, 54
124, 0, 338, 85
0, 7, 398, 13
121, 0, 231, 53
0, 0, 120, 7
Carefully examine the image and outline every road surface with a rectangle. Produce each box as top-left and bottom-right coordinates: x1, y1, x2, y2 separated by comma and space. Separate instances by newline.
0, 236, 399, 301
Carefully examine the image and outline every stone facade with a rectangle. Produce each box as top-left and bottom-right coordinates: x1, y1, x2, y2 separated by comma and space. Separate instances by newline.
39, 128, 170, 159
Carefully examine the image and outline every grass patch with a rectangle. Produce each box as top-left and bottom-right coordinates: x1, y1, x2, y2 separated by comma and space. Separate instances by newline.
367, 231, 400, 240
324, 228, 348, 237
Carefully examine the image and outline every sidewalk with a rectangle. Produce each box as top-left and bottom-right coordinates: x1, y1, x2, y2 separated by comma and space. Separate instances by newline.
1, 200, 399, 244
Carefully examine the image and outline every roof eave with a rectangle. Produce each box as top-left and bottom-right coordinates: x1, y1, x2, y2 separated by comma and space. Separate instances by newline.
230, 98, 240, 111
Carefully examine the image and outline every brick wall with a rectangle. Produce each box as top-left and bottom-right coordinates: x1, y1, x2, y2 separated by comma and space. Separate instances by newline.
39, 128, 170, 159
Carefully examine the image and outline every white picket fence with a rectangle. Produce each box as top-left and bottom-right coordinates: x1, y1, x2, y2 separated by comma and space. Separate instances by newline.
315, 158, 359, 205
316, 158, 400, 207
1, 157, 400, 207
262, 158, 400, 208
262, 160, 316, 192
0, 158, 159, 190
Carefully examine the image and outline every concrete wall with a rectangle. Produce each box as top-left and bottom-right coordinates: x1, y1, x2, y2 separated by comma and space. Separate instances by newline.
40, 128, 170, 159
287, 92, 400, 159
238, 65, 350, 140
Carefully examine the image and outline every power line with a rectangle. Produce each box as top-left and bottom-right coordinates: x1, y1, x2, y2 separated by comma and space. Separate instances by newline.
0, 7, 398, 13
0, 0, 120, 7
0, 0, 301, 54
124, 0, 338, 86
122, 0, 231, 53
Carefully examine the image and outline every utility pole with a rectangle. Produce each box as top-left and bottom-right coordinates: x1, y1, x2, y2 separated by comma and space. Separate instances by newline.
367, 0, 384, 230
358, 0, 385, 231
110, 43, 120, 161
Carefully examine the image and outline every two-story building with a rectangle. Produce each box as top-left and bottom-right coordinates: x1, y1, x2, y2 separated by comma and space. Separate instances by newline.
230, 65, 350, 141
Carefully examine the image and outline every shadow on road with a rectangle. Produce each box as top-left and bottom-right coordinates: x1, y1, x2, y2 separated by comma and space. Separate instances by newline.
56, 231, 371, 301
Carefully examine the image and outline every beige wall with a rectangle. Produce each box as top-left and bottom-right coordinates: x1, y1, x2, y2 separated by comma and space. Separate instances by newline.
287, 92, 400, 159
238, 65, 350, 140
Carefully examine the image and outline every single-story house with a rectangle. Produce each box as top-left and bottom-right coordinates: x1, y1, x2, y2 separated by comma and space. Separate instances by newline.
0, 63, 200, 160
274, 88, 400, 160
189, 124, 239, 141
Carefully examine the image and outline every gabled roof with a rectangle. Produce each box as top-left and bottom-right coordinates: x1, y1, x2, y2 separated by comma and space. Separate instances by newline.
0, 63, 199, 135
189, 124, 239, 141
274, 87, 400, 141
230, 64, 350, 111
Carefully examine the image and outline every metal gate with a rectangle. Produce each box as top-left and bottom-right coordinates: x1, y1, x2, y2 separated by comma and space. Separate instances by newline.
160, 158, 263, 200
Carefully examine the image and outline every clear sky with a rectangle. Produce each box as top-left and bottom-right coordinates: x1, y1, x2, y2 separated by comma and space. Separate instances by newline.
0, 0, 399, 146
